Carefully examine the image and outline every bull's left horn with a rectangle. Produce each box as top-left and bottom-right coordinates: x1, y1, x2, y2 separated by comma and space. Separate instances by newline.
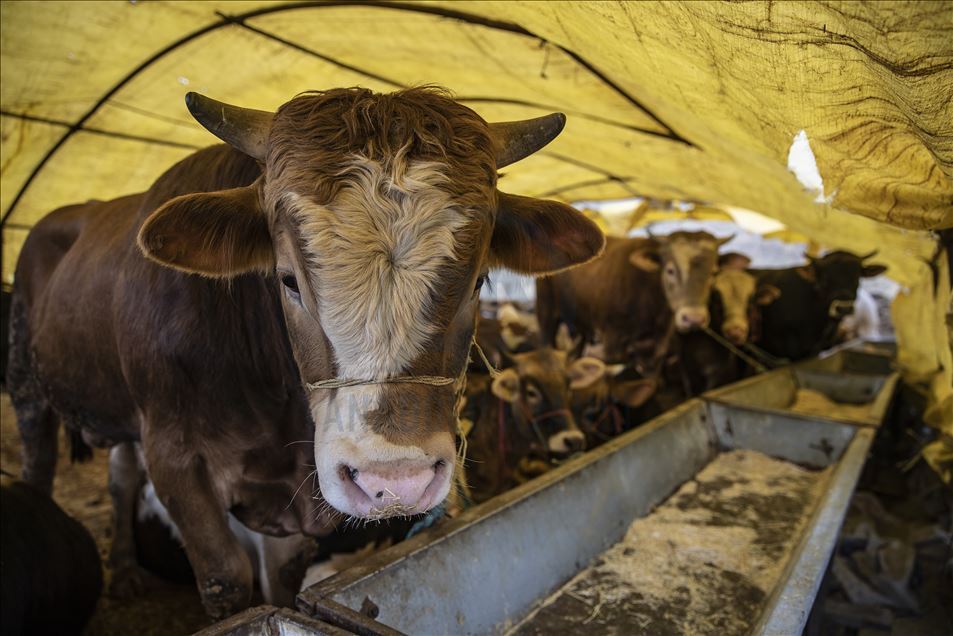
490, 113, 566, 168
185, 93, 273, 162
859, 249, 879, 260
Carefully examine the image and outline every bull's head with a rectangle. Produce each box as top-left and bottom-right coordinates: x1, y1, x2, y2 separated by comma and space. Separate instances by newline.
630, 230, 732, 331
800, 250, 887, 318
491, 348, 599, 460
712, 253, 780, 344
138, 87, 604, 520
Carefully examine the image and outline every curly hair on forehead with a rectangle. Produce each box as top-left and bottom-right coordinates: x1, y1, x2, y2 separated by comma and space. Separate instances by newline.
267, 86, 496, 188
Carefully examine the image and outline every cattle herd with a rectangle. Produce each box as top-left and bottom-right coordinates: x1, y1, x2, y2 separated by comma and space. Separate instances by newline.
1, 87, 886, 632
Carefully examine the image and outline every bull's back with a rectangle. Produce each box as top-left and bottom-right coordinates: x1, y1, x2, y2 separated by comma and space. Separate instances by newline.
11, 145, 264, 437
13, 195, 146, 432
537, 236, 663, 346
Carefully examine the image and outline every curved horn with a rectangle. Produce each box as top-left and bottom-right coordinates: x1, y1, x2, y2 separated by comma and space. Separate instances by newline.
185, 92, 273, 162
645, 224, 662, 242
490, 113, 566, 168
859, 249, 878, 260
716, 233, 736, 247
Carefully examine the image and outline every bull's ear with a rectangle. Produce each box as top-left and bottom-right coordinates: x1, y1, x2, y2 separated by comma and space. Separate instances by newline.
610, 378, 657, 408
491, 191, 604, 275
629, 248, 661, 272
138, 185, 273, 278
490, 368, 521, 403
554, 323, 581, 354
567, 357, 606, 390
795, 266, 816, 283
755, 284, 782, 305
862, 263, 887, 277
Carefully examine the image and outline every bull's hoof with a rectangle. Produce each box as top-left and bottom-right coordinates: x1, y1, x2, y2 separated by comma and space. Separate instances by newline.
200, 577, 251, 620
108, 564, 150, 600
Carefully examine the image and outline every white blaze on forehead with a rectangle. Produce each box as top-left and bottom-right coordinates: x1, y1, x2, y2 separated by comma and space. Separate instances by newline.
286, 157, 471, 380
669, 238, 716, 283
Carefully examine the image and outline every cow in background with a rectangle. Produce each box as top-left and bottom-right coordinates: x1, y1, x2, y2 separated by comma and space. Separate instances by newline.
470, 303, 541, 372
461, 349, 603, 501
566, 358, 660, 448
675, 253, 780, 395
7, 87, 603, 617
753, 250, 887, 361
536, 232, 731, 373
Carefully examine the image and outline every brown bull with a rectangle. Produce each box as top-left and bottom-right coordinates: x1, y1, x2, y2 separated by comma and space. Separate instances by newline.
7, 87, 603, 617
536, 231, 730, 370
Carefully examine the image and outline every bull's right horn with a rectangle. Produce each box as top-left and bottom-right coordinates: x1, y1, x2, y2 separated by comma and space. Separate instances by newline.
859, 249, 879, 260
185, 93, 273, 162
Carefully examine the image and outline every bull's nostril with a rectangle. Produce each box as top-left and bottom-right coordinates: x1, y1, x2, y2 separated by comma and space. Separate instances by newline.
433, 459, 446, 471
340, 465, 359, 482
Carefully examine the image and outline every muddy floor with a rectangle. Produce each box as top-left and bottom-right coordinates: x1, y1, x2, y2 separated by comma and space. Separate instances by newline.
510, 449, 831, 635
1, 391, 213, 635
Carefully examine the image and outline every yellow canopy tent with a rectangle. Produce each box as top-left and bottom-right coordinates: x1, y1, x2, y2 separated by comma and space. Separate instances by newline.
762, 229, 811, 245
2, 1, 951, 469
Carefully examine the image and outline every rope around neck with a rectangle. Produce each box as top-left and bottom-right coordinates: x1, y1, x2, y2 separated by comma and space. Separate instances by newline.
303, 334, 500, 494
306, 336, 500, 391
307, 375, 455, 390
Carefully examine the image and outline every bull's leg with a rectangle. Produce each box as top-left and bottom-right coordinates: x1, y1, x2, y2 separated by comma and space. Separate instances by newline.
107, 442, 148, 598
7, 291, 59, 495
144, 439, 253, 619
14, 403, 59, 494
231, 522, 314, 607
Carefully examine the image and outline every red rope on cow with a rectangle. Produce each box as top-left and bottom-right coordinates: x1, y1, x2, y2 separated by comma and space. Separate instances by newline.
590, 401, 624, 438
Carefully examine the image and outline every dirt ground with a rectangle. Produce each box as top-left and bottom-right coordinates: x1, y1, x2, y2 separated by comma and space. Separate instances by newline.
1, 391, 213, 635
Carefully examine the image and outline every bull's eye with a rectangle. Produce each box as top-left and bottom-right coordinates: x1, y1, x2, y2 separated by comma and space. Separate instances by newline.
474, 274, 487, 294
280, 273, 300, 300
525, 385, 542, 406
665, 265, 676, 278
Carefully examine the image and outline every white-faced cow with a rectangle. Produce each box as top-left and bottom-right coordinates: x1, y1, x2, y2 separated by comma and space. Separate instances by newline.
7, 87, 604, 617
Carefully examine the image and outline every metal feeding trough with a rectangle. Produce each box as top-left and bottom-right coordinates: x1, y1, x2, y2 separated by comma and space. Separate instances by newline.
288, 346, 898, 635
194, 605, 350, 635
203, 344, 898, 635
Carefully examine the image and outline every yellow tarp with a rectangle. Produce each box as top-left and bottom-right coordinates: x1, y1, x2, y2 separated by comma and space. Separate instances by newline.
2, 1, 951, 440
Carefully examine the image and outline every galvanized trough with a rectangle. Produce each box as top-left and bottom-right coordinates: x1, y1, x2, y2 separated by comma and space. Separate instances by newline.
286, 346, 898, 635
